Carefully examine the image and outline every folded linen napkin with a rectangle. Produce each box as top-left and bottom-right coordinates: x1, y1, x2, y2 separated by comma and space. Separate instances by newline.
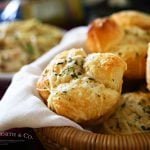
0, 26, 87, 131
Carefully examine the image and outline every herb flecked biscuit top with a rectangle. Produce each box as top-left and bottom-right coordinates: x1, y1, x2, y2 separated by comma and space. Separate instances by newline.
110, 10, 150, 30
101, 92, 150, 134
86, 11, 150, 80
36, 48, 127, 125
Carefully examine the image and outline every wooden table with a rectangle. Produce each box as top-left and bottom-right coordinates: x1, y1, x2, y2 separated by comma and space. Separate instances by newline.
0, 82, 45, 150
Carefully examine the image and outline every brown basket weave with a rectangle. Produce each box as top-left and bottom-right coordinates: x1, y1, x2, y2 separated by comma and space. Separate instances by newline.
34, 127, 150, 150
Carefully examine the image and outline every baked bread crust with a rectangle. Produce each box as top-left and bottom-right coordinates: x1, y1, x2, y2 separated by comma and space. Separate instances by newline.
49, 77, 120, 125
110, 10, 150, 30
86, 14, 150, 79
101, 92, 150, 134
36, 66, 51, 103
86, 18, 124, 53
84, 52, 126, 93
112, 26, 149, 79
37, 48, 126, 125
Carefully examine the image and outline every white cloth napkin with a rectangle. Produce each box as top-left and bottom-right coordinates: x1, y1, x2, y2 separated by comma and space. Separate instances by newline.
0, 26, 88, 131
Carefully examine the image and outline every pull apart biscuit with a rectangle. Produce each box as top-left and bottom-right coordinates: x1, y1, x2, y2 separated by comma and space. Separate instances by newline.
86, 13, 150, 79
37, 48, 126, 125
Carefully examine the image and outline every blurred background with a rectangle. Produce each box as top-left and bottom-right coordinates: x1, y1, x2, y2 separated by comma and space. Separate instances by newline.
0, 0, 150, 29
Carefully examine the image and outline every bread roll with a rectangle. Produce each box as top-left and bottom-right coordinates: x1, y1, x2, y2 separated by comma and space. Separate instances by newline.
86, 14, 150, 79
37, 48, 127, 125
101, 92, 150, 134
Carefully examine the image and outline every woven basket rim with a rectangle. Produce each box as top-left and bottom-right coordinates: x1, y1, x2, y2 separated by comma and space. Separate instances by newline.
40, 126, 150, 135
34, 126, 150, 150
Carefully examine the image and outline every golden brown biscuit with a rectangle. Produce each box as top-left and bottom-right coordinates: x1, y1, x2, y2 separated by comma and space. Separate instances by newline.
110, 10, 150, 30
101, 92, 150, 134
112, 26, 149, 79
84, 53, 127, 93
37, 48, 127, 125
86, 18, 124, 53
86, 17, 150, 79
48, 76, 120, 125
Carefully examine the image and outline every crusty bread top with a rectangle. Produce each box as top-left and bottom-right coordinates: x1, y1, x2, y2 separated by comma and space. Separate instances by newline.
86, 18, 124, 53
84, 52, 127, 93
49, 48, 87, 89
110, 26, 150, 79
86, 13, 150, 80
110, 10, 150, 29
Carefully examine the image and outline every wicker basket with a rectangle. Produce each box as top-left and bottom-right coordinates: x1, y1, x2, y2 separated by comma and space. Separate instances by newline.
34, 126, 150, 150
